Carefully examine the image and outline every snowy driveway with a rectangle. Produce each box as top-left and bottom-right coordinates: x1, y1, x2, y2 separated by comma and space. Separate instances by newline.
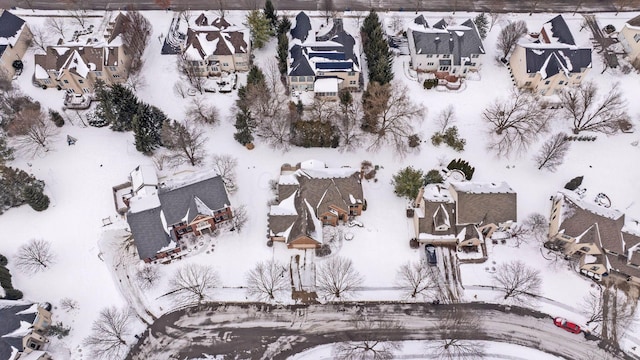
126, 302, 627, 360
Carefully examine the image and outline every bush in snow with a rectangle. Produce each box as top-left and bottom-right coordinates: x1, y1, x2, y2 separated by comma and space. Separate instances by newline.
23, 185, 50, 212
0, 166, 47, 214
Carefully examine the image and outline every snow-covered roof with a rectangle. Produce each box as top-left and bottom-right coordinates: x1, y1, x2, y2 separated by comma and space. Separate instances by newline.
128, 194, 161, 214
270, 191, 298, 216
560, 189, 623, 221
59, 50, 91, 79
422, 184, 455, 203
313, 78, 339, 93
130, 165, 159, 195
451, 181, 515, 194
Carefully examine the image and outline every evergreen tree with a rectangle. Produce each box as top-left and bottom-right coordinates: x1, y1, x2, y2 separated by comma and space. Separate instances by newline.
93, 80, 116, 127
246, 10, 272, 49
109, 84, 140, 132
276, 32, 289, 75
277, 17, 291, 35
0, 134, 14, 166
391, 166, 426, 200
233, 110, 254, 146
424, 169, 444, 185
48, 110, 65, 127
132, 103, 165, 154
247, 65, 266, 86
23, 185, 50, 211
264, 0, 278, 30
361, 11, 393, 85
474, 13, 489, 40
0, 166, 45, 214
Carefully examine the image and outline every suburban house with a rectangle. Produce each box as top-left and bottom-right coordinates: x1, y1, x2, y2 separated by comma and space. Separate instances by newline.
115, 166, 233, 263
546, 190, 640, 284
509, 15, 592, 95
407, 16, 485, 79
288, 12, 361, 100
618, 14, 640, 68
413, 182, 517, 252
269, 160, 364, 249
0, 302, 53, 360
33, 12, 131, 94
181, 13, 251, 76
0, 10, 32, 79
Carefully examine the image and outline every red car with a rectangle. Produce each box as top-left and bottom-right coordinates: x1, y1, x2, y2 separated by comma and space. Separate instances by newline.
553, 317, 581, 334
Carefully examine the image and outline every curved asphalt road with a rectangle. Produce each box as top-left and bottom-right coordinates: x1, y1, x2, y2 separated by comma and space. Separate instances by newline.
4, 0, 640, 12
126, 302, 632, 360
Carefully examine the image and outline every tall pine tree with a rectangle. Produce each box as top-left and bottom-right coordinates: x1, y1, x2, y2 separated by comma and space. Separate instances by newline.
361, 11, 393, 85
264, 0, 278, 30
276, 32, 289, 75
132, 103, 165, 154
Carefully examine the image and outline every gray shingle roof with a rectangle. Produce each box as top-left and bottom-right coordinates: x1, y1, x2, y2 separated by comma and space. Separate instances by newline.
524, 48, 592, 77
0, 11, 25, 41
545, 15, 575, 46
127, 175, 230, 260
628, 14, 640, 27
413, 15, 428, 28
289, 45, 315, 76
410, 18, 485, 66
0, 302, 36, 359
453, 184, 517, 225
291, 12, 311, 42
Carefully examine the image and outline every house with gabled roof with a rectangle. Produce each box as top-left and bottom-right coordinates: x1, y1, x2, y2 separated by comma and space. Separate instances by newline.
413, 182, 517, 252
618, 14, 640, 68
288, 12, 360, 100
181, 13, 250, 76
509, 15, 591, 96
0, 10, 32, 79
117, 166, 233, 263
546, 190, 640, 284
269, 160, 364, 249
33, 12, 131, 94
407, 16, 485, 78
0, 302, 53, 360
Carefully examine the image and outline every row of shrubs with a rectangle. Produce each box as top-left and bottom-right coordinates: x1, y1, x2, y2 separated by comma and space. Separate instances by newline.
564, 135, 597, 141
0, 254, 23, 300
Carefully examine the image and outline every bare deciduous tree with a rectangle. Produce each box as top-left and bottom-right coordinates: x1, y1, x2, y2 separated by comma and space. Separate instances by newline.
169, 264, 220, 305
59, 297, 79, 312
121, 11, 152, 74
136, 264, 160, 290
231, 204, 248, 233
535, 133, 570, 171
492, 260, 542, 302
582, 287, 604, 326
335, 100, 364, 153
211, 154, 238, 191
161, 119, 208, 166
363, 82, 425, 158
84, 307, 132, 360
15, 239, 55, 274
186, 97, 220, 125
488, 11, 501, 31
483, 90, 551, 156
46, 17, 68, 40
7, 108, 59, 155
29, 25, 50, 53
334, 312, 403, 360
508, 224, 533, 248
497, 20, 527, 59
395, 261, 438, 299
522, 213, 548, 243
246, 260, 289, 301
173, 81, 188, 98
125, 71, 146, 92
436, 105, 456, 134
316, 256, 364, 300
559, 82, 628, 135
66, 0, 88, 29
308, 97, 338, 123
426, 308, 485, 360
176, 56, 206, 94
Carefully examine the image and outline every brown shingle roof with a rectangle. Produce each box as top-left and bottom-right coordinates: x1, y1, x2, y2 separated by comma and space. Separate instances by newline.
627, 14, 640, 27
451, 182, 517, 225
560, 195, 625, 255
419, 201, 456, 235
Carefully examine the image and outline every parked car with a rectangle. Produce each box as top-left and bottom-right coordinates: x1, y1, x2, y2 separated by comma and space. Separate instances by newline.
553, 317, 581, 334
425, 244, 437, 266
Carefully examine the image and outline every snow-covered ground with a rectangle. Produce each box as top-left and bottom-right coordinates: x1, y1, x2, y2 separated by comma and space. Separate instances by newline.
1, 8, 640, 360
